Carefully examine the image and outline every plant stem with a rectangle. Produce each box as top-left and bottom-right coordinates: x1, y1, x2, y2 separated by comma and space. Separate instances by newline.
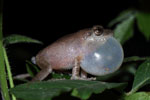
3, 47, 16, 100
0, 14, 10, 100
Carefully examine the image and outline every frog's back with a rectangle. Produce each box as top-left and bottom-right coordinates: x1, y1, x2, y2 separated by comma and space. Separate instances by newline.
36, 29, 89, 70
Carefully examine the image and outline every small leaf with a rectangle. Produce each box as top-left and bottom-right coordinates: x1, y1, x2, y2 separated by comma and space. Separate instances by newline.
124, 92, 150, 100
26, 61, 40, 77
124, 56, 150, 63
136, 11, 150, 40
125, 63, 137, 75
10, 80, 126, 100
26, 61, 40, 73
108, 9, 136, 27
3, 34, 43, 46
26, 64, 34, 77
129, 59, 150, 94
114, 15, 135, 44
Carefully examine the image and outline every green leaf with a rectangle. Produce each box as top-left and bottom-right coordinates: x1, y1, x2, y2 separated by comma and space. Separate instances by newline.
108, 9, 136, 27
26, 64, 34, 77
71, 81, 126, 100
0, 14, 11, 100
10, 80, 126, 100
3, 34, 43, 46
114, 15, 135, 44
129, 59, 150, 94
26, 61, 40, 77
125, 63, 137, 75
124, 56, 150, 63
136, 11, 150, 40
124, 92, 150, 100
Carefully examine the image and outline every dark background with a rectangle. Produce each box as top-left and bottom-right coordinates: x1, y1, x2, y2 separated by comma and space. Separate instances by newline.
3, 0, 150, 75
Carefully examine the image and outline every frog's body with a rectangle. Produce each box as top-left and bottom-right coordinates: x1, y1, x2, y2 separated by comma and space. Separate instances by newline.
36, 29, 88, 70
32, 25, 124, 81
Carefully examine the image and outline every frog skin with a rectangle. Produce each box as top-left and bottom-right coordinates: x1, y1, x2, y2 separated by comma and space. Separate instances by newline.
31, 25, 124, 81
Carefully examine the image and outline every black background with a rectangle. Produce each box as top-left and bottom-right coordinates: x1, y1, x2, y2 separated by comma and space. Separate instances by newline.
3, 0, 150, 75
4, 0, 138, 43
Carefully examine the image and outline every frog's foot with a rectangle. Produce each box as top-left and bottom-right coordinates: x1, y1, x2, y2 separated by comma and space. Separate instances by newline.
77, 77, 96, 80
83, 77, 96, 81
71, 76, 96, 80
71, 76, 81, 80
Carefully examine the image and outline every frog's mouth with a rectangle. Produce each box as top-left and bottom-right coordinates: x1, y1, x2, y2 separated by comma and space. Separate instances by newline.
86, 34, 110, 48
86, 29, 114, 44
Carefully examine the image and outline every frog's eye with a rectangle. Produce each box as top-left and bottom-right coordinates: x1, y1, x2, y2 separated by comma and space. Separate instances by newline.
92, 25, 104, 36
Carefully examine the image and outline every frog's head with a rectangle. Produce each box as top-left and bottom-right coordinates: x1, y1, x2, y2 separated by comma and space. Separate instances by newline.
81, 25, 124, 76
83, 25, 114, 43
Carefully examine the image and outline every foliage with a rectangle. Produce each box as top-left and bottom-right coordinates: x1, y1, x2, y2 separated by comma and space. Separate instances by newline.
10, 80, 126, 100
26, 60, 40, 77
3, 34, 43, 46
109, 9, 136, 44
124, 92, 150, 100
0, 13, 11, 100
129, 59, 150, 94
109, 9, 150, 44
0, 31, 42, 100
136, 12, 150, 40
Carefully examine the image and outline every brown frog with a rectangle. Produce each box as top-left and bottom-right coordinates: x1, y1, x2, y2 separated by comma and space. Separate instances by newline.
32, 25, 124, 81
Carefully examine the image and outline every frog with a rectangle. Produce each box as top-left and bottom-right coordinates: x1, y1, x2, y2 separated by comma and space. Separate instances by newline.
31, 25, 124, 81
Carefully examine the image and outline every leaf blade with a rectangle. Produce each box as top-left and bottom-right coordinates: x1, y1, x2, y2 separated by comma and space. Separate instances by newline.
10, 80, 126, 100
108, 9, 136, 27
136, 11, 150, 40
3, 34, 43, 46
72, 82, 126, 100
123, 56, 150, 63
129, 59, 150, 94
114, 15, 135, 44
26, 60, 40, 77
124, 92, 150, 100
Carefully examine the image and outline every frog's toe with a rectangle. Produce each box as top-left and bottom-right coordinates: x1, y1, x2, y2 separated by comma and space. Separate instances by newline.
82, 77, 96, 81
71, 76, 96, 80
71, 76, 81, 80
50, 78, 66, 81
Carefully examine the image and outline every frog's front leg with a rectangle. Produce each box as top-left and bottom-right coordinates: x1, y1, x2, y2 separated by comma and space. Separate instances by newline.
71, 57, 81, 80
71, 57, 96, 80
